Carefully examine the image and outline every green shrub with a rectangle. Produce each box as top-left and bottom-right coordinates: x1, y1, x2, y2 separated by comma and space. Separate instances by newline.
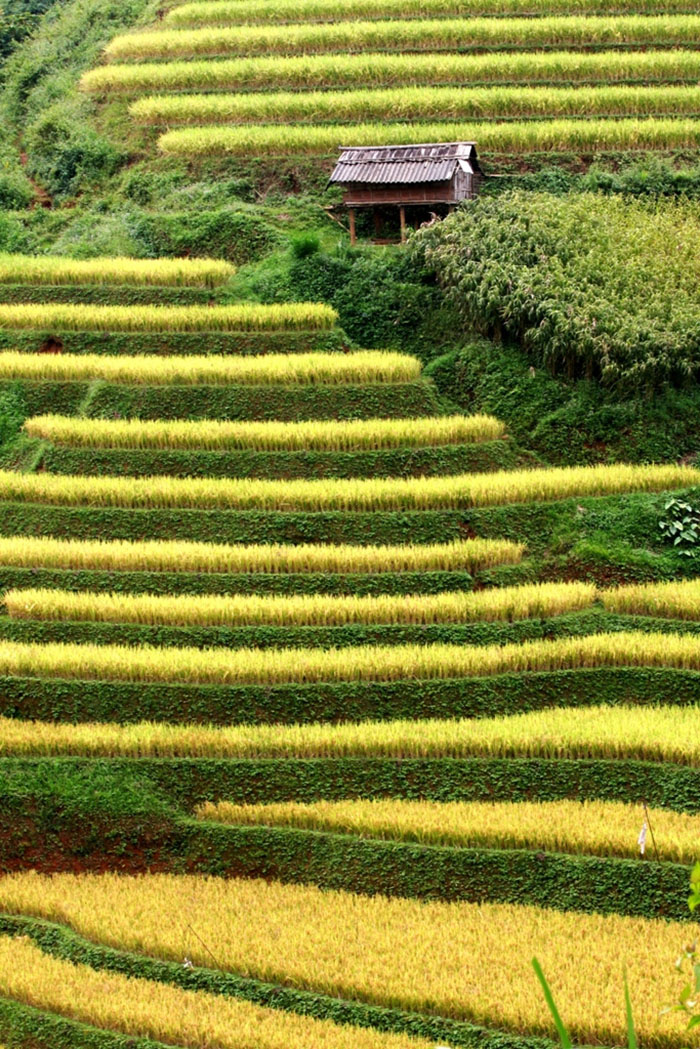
133, 208, 281, 265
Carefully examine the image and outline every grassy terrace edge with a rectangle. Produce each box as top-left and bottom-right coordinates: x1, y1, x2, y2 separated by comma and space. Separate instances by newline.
0, 664, 696, 724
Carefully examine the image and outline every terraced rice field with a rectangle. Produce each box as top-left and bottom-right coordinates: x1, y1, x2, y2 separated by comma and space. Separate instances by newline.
1, 242, 700, 1047
81, 0, 700, 158
2, 0, 700, 1044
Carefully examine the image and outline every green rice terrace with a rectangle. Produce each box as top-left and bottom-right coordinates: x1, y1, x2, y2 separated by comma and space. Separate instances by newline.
0, 0, 700, 1046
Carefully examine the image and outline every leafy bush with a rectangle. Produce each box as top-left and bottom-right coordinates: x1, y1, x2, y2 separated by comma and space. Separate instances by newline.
414, 192, 700, 391
133, 208, 281, 265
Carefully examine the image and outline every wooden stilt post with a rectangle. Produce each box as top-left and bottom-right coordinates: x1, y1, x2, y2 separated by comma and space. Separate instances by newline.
348, 207, 356, 246
399, 205, 407, 244
373, 207, 383, 239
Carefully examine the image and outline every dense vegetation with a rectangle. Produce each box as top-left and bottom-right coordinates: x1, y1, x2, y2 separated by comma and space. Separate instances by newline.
415, 192, 700, 391
0, 0, 698, 1046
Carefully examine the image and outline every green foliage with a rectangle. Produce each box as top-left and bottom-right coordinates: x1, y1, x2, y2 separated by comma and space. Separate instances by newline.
133, 208, 281, 266
414, 192, 700, 391
24, 101, 124, 200
658, 499, 700, 557
0, 0, 158, 201
484, 160, 700, 200
427, 338, 700, 465
290, 232, 320, 260
0, 382, 25, 447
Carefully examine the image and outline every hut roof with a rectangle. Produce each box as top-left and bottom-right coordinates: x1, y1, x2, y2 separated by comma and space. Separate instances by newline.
329, 142, 481, 185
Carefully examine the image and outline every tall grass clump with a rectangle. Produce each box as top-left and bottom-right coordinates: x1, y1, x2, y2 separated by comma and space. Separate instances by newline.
196, 797, 700, 863
0, 535, 517, 574
0, 631, 700, 685
80, 50, 700, 94
4, 581, 595, 626
0, 254, 235, 288
0, 302, 337, 332
0, 871, 692, 1049
132, 84, 700, 125
0, 463, 693, 510
24, 413, 504, 451
159, 117, 700, 157
104, 15, 700, 59
0, 936, 430, 1049
0, 350, 417, 386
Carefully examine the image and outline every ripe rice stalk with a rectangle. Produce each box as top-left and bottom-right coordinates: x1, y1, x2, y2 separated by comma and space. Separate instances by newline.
0, 704, 697, 762
165, 0, 700, 26
104, 15, 700, 60
3, 581, 595, 627
80, 50, 700, 94
132, 84, 700, 125
23, 413, 505, 451
0, 350, 418, 386
0, 462, 693, 510
159, 116, 700, 157
0, 870, 694, 1047
0, 254, 234, 288
0, 535, 518, 575
602, 579, 700, 619
0, 936, 432, 1049
196, 796, 700, 863
0, 302, 337, 332
0, 631, 698, 686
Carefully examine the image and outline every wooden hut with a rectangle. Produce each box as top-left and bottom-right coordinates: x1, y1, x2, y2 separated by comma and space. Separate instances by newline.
329, 141, 482, 244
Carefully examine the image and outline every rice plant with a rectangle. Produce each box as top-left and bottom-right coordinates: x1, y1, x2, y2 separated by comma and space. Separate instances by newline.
0, 535, 518, 574
104, 15, 700, 60
602, 580, 700, 619
23, 413, 504, 451
0, 302, 337, 332
3, 581, 595, 627
0, 254, 234, 288
196, 796, 700, 863
159, 116, 700, 157
132, 84, 700, 125
0, 704, 696, 762
0, 936, 431, 1049
0, 868, 693, 1047
0, 350, 418, 386
0, 462, 692, 510
0, 631, 697, 686
164, 0, 700, 26
80, 49, 700, 94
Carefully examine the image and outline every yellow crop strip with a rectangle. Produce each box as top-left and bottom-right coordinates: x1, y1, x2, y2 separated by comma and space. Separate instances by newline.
80, 50, 700, 94
0, 936, 432, 1049
196, 797, 700, 863
133, 84, 700, 125
602, 579, 700, 619
0, 535, 520, 574
0, 705, 698, 762
165, 0, 700, 25
104, 15, 700, 59
4, 581, 595, 627
0, 302, 337, 332
0, 872, 692, 1047
24, 412, 505, 451
0, 254, 234, 288
0, 350, 418, 386
0, 462, 693, 510
159, 117, 700, 157
0, 631, 695, 686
